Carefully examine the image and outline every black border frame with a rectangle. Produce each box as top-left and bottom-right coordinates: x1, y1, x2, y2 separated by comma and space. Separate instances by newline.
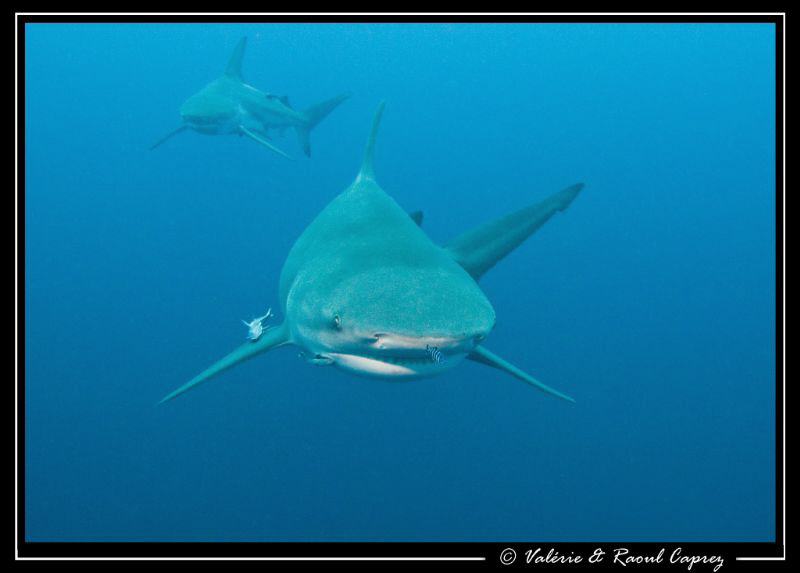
16, 12, 785, 566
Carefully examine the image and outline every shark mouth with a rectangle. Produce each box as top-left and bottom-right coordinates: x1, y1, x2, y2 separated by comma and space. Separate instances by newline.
325, 352, 467, 378
183, 116, 239, 135
317, 334, 478, 379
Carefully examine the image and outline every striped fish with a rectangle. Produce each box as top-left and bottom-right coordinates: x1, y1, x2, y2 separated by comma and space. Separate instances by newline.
425, 344, 445, 364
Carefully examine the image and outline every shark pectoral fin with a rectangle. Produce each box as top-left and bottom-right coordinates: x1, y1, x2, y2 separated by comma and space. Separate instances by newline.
158, 322, 290, 404
445, 183, 584, 279
225, 36, 247, 80
240, 126, 294, 160
468, 345, 575, 403
409, 210, 424, 226
296, 91, 352, 157
149, 126, 187, 151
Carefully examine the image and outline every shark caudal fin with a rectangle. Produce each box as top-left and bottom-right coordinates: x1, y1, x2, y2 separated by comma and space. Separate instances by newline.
445, 183, 584, 280
294, 92, 352, 157
158, 322, 290, 404
468, 346, 575, 403
225, 36, 247, 80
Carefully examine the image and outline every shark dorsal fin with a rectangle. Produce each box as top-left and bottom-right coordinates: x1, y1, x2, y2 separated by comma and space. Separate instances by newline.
409, 210, 424, 226
358, 101, 386, 181
225, 36, 247, 80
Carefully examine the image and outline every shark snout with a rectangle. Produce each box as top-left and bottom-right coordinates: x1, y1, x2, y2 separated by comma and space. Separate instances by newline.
179, 89, 241, 134
180, 112, 214, 125
180, 109, 237, 132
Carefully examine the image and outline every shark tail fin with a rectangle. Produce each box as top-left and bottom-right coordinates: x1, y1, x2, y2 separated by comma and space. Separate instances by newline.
295, 91, 352, 157
358, 101, 386, 181
445, 183, 584, 280
468, 345, 575, 403
158, 321, 290, 404
225, 36, 247, 80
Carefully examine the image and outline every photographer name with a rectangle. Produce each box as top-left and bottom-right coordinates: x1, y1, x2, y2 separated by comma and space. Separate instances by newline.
518, 547, 724, 571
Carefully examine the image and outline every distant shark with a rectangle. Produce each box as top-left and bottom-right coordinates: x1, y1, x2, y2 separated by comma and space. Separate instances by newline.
159, 103, 583, 404
150, 37, 351, 159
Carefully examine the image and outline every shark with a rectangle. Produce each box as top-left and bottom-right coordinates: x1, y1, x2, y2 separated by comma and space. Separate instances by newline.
159, 103, 583, 405
150, 36, 351, 159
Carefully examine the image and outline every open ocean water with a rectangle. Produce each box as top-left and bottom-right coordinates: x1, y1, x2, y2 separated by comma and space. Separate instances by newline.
24, 23, 776, 542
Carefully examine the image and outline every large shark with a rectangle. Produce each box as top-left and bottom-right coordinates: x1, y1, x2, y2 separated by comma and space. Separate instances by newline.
150, 37, 351, 159
159, 103, 583, 405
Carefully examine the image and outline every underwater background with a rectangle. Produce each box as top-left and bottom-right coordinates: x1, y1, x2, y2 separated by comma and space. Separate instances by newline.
24, 23, 776, 542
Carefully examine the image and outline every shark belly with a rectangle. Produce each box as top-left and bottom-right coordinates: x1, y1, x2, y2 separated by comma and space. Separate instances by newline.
249, 108, 300, 129
191, 123, 237, 135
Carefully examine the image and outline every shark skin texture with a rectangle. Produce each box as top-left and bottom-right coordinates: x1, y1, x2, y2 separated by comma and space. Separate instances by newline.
159, 103, 583, 405
150, 36, 351, 159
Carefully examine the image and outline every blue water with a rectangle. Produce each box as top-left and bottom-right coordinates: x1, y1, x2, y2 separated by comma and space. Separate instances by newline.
24, 23, 776, 542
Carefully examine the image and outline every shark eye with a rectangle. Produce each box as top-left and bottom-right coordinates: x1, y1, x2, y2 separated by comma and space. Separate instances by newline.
332, 314, 342, 330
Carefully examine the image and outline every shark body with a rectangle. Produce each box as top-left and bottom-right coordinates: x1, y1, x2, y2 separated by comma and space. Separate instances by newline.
151, 37, 351, 159
160, 103, 583, 405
